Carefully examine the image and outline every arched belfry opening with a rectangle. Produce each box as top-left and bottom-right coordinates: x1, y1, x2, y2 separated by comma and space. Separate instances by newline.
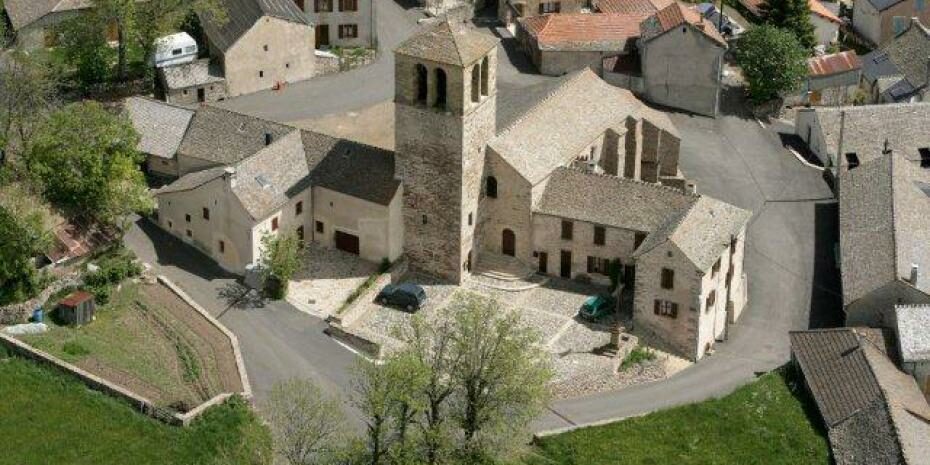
415, 64, 428, 104
480, 56, 489, 96
434, 68, 447, 110
471, 64, 480, 103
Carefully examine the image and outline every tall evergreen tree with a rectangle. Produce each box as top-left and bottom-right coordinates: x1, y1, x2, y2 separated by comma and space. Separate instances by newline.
763, 0, 817, 50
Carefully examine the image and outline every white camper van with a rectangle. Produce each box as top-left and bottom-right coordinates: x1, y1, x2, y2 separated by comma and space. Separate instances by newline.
153, 32, 198, 68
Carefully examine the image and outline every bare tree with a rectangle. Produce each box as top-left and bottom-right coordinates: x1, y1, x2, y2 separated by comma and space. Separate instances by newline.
0, 50, 58, 155
264, 378, 346, 465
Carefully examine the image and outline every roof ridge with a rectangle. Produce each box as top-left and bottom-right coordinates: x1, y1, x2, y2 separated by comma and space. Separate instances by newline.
495, 70, 597, 137
888, 153, 901, 284
557, 165, 700, 198
446, 20, 467, 66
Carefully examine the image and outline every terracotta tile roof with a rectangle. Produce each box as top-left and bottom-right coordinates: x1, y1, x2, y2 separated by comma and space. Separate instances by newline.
520, 13, 645, 51
809, 0, 841, 23
595, 0, 671, 15
807, 50, 861, 76
640, 2, 727, 46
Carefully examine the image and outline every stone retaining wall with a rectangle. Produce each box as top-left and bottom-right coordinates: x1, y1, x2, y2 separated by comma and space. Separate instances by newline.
0, 275, 82, 325
0, 277, 252, 427
327, 258, 408, 328
315, 49, 378, 77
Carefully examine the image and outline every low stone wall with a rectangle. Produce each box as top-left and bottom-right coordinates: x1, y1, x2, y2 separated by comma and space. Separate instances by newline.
315, 49, 378, 77
324, 324, 383, 359
0, 275, 82, 325
0, 276, 253, 427
327, 258, 408, 328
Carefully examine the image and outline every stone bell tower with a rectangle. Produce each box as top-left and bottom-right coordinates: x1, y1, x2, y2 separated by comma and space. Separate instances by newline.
394, 20, 499, 283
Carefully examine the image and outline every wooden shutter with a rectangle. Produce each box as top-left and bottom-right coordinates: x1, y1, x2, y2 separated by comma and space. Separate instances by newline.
587, 256, 595, 273
538, 3, 545, 14
654, 300, 660, 315
671, 303, 679, 318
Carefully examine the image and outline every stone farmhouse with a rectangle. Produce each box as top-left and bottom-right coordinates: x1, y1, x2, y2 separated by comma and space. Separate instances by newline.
860, 17, 930, 104
785, 51, 862, 107
853, 0, 930, 46
293, 0, 375, 48
143, 21, 750, 361
198, 0, 317, 97
515, 0, 727, 116
794, 102, 930, 173
125, 97, 195, 179
790, 328, 930, 465
158, 59, 229, 105
838, 151, 930, 327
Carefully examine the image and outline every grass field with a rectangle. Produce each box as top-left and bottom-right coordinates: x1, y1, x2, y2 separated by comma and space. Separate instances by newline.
526, 368, 831, 465
0, 355, 269, 465
19, 281, 241, 410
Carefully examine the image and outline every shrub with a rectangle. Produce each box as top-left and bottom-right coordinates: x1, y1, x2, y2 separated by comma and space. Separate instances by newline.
83, 248, 141, 304
62, 341, 90, 357
379, 257, 391, 273
619, 345, 657, 371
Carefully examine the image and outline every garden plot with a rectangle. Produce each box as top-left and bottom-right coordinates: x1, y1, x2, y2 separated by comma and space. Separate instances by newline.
18, 281, 242, 411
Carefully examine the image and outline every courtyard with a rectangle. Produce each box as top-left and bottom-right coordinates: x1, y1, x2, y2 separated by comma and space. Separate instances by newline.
286, 242, 380, 318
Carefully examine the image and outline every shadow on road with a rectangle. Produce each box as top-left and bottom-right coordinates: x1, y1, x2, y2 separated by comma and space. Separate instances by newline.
134, 217, 239, 283
218, 282, 267, 311
808, 202, 843, 329
488, 27, 540, 75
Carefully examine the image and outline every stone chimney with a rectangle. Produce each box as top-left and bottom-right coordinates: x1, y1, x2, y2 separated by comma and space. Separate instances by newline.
224, 166, 237, 188
910, 263, 919, 286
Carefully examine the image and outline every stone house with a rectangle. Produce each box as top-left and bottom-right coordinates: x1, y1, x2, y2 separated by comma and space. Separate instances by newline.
794, 102, 930, 172
151, 20, 750, 360
838, 151, 930, 327
499, 0, 591, 31
893, 304, 930, 396
201, 0, 316, 97
293, 0, 375, 48
158, 59, 228, 106
124, 97, 195, 179
786, 51, 862, 106
516, 2, 726, 116
860, 17, 930, 103
790, 328, 930, 465
853, 0, 930, 46
3, 0, 107, 50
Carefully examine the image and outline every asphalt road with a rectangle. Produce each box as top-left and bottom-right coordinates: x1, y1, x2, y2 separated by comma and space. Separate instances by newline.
133, 1, 842, 433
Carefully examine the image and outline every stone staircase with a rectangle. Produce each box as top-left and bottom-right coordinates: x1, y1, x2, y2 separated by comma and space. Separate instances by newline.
469, 253, 547, 291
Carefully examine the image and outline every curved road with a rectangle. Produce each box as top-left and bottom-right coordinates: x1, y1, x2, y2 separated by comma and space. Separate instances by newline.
134, 0, 841, 432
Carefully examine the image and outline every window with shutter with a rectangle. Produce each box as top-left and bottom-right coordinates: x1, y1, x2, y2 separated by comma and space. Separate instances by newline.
661, 268, 674, 289
587, 256, 595, 273
594, 226, 605, 245
561, 220, 573, 240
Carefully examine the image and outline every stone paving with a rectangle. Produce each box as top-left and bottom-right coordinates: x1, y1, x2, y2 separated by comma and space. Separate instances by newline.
347, 269, 692, 399
286, 243, 379, 318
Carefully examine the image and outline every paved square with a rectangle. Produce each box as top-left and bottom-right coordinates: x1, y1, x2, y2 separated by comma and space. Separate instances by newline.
286, 243, 378, 318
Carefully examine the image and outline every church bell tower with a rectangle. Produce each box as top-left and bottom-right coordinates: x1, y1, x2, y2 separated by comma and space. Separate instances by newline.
393, 20, 499, 283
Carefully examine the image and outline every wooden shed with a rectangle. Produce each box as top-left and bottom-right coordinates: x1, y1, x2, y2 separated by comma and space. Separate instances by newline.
57, 291, 96, 326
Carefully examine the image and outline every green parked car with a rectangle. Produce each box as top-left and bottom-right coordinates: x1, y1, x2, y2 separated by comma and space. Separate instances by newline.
578, 294, 616, 321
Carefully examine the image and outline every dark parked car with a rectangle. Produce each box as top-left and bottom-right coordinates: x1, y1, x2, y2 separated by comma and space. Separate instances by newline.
377, 283, 426, 312
578, 294, 616, 321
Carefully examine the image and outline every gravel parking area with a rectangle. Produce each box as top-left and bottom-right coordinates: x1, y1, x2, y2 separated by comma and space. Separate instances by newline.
287, 243, 378, 318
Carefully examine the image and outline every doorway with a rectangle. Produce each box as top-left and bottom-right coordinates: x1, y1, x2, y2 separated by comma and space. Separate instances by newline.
502, 229, 515, 256
538, 252, 548, 274
316, 24, 330, 48
197, 88, 206, 103
560, 250, 572, 278
334, 231, 359, 255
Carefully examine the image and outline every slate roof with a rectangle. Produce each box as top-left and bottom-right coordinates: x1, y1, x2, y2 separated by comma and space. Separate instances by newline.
877, 18, 930, 100
177, 105, 295, 165
159, 59, 226, 91
305, 131, 400, 206
894, 304, 930, 362
790, 329, 885, 427
394, 19, 499, 66
124, 97, 195, 159
866, 0, 905, 12
838, 152, 930, 307
634, 195, 751, 270
640, 2, 727, 46
154, 166, 228, 194
520, 13, 645, 51
861, 49, 902, 82
536, 167, 698, 233
595, 0, 671, 15
489, 69, 677, 185
4, 0, 92, 30
201, 0, 308, 52
802, 102, 930, 168
808, 51, 861, 77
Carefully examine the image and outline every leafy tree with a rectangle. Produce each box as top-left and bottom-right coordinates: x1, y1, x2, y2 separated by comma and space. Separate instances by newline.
264, 378, 346, 465
25, 102, 153, 232
735, 25, 808, 104
93, 0, 137, 81
259, 232, 304, 299
54, 16, 113, 88
0, 184, 53, 305
0, 50, 59, 155
763, 0, 817, 50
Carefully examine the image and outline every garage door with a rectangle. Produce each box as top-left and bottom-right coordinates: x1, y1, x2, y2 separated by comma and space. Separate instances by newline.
334, 231, 360, 255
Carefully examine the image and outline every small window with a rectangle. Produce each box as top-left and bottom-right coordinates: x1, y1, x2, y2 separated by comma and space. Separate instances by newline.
654, 299, 678, 318
845, 152, 860, 169
706, 290, 716, 311
202, 207, 210, 220
168, 220, 173, 229
183, 89, 188, 95
339, 0, 358, 11
561, 220, 573, 240
315, 221, 324, 233
338, 24, 358, 39
661, 268, 674, 289
468, 213, 473, 226
422, 215, 428, 225
920, 148, 930, 168
634, 232, 647, 248
486, 176, 498, 198
185, 214, 191, 223
171, 48, 183, 56
271, 217, 279, 231
315, 0, 333, 12
263, 44, 268, 52
259, 70, 264, 78
186, 229, 192, 238
218, 240, 225, 253
593, 226, 605, 246
587, 257, 609, 275
295, 201, 303, 215
285, 63, 290, 69
184, 45, 196, 53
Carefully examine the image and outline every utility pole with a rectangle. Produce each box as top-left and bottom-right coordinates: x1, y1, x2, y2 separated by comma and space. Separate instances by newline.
718, 0, 726, 33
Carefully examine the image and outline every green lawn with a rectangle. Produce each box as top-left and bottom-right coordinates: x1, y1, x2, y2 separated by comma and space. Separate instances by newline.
526, 368, 830, 465
0, 355, 270, 465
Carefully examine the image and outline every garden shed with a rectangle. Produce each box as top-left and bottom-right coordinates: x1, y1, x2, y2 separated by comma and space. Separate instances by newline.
57, 291, 96, 326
